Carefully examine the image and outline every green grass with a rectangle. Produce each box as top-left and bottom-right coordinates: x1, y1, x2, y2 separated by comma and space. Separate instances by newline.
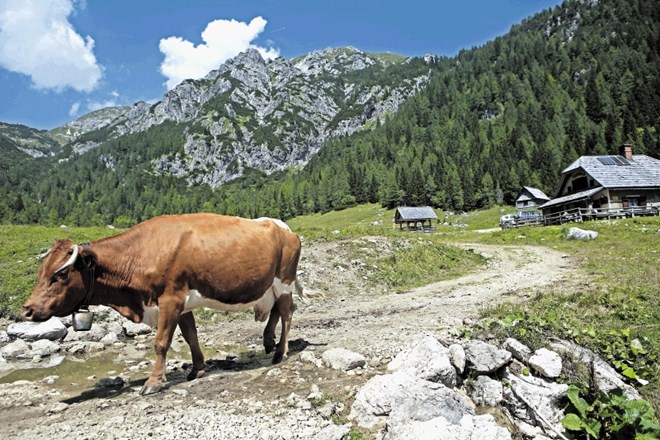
438, 205, 516, 231
369, 237, 485, 291
287, 203, 511, 237
287, 203, 517, 237
287, 203, 396, 239
0, 224, 123, 319
288, 204, 488, 291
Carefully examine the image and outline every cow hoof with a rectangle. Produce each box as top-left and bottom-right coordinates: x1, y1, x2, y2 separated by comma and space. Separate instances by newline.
139, 384, 163, 395
264, 344, 276, 354
187, 370, 205, 381
272, 352, 287, 364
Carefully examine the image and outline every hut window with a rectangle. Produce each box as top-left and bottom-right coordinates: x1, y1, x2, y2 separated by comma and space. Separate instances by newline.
573, 176, 588, 191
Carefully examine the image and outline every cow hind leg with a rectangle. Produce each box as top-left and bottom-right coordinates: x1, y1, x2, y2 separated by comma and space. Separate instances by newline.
178, 312, 205, 381
141, 296, 183, 396
263, 306, 280, 354
272, 294, 294, 364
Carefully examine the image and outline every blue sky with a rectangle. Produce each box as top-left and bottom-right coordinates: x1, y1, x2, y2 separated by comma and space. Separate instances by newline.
0, 0, 562, 130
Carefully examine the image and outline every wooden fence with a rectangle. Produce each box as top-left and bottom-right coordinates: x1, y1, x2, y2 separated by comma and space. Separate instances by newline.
543, 206, 660, 226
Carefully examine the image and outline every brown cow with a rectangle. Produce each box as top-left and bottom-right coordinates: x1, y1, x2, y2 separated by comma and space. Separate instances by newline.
22, 213, 304, 395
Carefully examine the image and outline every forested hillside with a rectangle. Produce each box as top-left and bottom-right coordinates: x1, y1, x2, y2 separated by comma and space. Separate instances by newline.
287, 0, 660, 214
1, 0, 658, 225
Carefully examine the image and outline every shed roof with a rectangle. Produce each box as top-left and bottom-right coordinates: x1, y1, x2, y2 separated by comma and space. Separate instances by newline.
394, 206, 438, 222
539, 187, 604, 210
522, 186, 550, 201
562, 154, 660, 188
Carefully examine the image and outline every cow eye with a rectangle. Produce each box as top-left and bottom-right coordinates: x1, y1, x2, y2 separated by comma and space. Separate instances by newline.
51, 269, 69, 283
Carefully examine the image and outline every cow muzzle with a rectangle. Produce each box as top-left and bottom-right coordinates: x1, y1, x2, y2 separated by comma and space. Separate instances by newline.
21, 303, 51, 322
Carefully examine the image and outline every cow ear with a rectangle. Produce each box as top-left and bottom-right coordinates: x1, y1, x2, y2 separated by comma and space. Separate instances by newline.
80, 245, 97, 269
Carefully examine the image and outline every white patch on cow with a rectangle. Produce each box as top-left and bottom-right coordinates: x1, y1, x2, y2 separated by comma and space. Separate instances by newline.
253, 217, 292, 232
139, 278, 296, 326
253, 278, 295, 321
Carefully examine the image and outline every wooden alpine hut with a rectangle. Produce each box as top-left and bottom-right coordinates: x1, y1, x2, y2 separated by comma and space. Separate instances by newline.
393, 206, 438, 231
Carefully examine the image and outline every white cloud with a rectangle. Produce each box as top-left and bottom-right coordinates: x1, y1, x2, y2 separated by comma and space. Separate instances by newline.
0, 0, 102, 92
159, 16, 279, 90
69, 101, 81, 117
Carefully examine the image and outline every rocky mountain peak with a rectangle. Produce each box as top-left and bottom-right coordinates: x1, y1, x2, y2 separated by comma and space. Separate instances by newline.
57, 47, 432, 187
294, 46, 375, 76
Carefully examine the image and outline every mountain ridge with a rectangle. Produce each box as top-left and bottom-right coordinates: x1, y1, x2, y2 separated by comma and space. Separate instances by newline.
1, 46, 432, 187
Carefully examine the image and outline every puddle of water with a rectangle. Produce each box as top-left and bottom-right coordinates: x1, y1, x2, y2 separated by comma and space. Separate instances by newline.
0, 351, 127, 393
0, 342, 269, 396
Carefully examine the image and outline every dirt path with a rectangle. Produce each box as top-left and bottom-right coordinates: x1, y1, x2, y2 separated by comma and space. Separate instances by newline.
288, 243, 574, 356
0, 242, 577, 439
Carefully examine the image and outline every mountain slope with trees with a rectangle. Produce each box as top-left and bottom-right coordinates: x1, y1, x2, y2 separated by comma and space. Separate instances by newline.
1, 0, 658, 225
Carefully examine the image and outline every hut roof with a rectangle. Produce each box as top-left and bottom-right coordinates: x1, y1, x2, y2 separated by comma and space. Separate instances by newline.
561, 154, 660, 189
540, 187, 604, 210
522, 186, 550, 201
394, 207, 438, 222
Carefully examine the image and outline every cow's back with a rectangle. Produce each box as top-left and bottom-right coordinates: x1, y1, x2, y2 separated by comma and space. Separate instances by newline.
133, 214, 300, 305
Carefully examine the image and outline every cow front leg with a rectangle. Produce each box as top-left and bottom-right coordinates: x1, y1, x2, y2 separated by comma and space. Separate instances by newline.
141, 297, 182, 396
273, 294, 294, 364
178, 311, 205, 381
263, 306, 281, 354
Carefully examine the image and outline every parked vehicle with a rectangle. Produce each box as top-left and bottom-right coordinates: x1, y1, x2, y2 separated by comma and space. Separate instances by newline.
517, 210, 543, 221
499, 214, 517, 229
500, 210, 544, 229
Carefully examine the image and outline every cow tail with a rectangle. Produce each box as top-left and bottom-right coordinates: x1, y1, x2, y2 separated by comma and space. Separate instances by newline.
294, 278, 325, 302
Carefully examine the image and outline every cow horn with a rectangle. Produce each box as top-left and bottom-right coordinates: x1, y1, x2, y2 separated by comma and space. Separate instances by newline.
37, 249, 52, 260
55, 244, 79, 273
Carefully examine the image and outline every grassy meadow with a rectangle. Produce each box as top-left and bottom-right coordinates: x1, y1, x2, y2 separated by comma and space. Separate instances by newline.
0, 225, 124, 318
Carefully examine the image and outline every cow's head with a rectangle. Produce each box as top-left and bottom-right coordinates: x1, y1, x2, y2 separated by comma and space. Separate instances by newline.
22, 239, 96, 321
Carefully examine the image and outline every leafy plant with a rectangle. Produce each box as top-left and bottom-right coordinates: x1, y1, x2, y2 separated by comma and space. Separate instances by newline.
562, 385, 660, 439
597, 329, 656, 385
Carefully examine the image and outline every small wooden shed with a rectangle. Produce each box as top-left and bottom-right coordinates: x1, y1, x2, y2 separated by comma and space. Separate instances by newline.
393, 206, 438, 231
515, 186, 550, 211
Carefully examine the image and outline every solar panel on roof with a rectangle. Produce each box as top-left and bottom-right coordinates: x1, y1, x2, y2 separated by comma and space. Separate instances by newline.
597, 156, 630, 166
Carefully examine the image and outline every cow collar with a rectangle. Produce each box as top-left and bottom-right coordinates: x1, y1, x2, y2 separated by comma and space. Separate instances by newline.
73, 243, 95, 313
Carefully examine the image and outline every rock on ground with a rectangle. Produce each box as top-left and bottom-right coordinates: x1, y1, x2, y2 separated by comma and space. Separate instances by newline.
321, 348, 366, 371
349, 372, 474, 430
529, 348, 562, 378
549, 339, 640, 400
6, 318, 67, 342
387, 334, 457, 387
566, 227, 598, 240
448, 344, 466, 374
122, 321, 152, 337
471, 375, 503, 407
463, 340, 511, 373
503, 338, 532, 363
384, 413, 511, 440
29, 339, 60, 358
0, 339, 30, 359
503, 368, 568, 434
